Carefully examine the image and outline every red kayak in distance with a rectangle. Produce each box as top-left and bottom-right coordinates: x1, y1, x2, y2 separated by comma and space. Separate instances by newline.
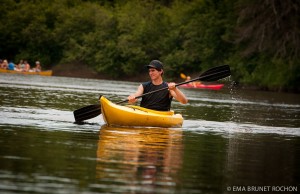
179, 83, 224, 90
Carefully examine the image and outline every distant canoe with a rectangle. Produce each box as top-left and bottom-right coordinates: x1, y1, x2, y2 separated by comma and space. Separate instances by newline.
0, 69, 52, 76
179, 83, 224, 90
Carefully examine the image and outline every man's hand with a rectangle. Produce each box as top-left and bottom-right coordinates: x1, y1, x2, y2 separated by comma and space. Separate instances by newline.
127, 95, 137, 104
168, 82, 176, 91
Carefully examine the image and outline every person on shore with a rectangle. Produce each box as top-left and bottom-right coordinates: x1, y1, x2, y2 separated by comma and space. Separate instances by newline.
127, 60, 188, 111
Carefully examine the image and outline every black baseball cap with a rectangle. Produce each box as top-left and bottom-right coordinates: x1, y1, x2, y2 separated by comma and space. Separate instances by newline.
146, 60, 164, 70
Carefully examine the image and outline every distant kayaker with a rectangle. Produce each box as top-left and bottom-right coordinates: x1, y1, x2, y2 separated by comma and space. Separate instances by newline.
128, 60, 188, 111
185, 75, 199, 88
33, 61, 42, 72
7, 61, 15, 70
1, 59, 8, 69
23, 60, 30, 72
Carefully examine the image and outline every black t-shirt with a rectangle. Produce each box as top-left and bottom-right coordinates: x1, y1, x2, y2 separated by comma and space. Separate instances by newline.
140, 81, 173, 111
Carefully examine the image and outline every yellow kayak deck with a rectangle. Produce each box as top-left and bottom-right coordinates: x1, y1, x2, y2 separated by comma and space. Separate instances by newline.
100, 96, 183, 128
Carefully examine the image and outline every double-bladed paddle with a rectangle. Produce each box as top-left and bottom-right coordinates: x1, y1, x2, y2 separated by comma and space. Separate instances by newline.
73, 64, 231, 122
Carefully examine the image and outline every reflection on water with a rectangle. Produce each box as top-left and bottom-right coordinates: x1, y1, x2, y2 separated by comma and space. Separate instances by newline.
93, 125, 183, 193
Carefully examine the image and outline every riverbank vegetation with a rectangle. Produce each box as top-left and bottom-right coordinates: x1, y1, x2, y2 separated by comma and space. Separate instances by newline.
0, 0, 299, 92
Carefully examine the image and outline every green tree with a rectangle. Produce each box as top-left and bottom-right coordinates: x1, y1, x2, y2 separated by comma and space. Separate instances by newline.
230, 0, 300, 91
163, 0, 235, 77
0, 0, 299, 92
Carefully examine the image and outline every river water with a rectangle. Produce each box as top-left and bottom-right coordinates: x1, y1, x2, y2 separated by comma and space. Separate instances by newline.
0, 74, 299, 194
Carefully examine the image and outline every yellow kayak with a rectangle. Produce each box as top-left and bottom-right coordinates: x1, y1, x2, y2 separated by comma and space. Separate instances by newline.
0, 69, 52, 76
100, 96, 183, 128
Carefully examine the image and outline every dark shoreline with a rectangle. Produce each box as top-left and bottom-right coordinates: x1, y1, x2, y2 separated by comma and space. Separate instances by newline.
52, 63, 299, 94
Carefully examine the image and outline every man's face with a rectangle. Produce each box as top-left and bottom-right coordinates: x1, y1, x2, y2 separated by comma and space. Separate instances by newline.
148, 68, 162, 80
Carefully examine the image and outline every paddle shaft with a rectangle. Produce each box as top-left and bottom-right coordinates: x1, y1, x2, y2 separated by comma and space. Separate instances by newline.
116, 69, 227, 104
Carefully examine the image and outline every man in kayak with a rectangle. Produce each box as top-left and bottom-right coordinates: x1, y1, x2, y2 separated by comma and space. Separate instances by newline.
128, 60, 188, 111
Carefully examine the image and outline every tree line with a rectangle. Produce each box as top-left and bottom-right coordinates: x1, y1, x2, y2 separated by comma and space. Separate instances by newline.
0, 0, 299, 92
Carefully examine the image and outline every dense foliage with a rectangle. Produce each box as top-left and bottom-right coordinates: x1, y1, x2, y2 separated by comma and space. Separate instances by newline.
0, 0, 299, 92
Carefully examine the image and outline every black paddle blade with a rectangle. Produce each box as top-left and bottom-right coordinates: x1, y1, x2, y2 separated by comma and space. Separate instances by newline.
198, 65, 231, 82
73, 104, 101, 122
